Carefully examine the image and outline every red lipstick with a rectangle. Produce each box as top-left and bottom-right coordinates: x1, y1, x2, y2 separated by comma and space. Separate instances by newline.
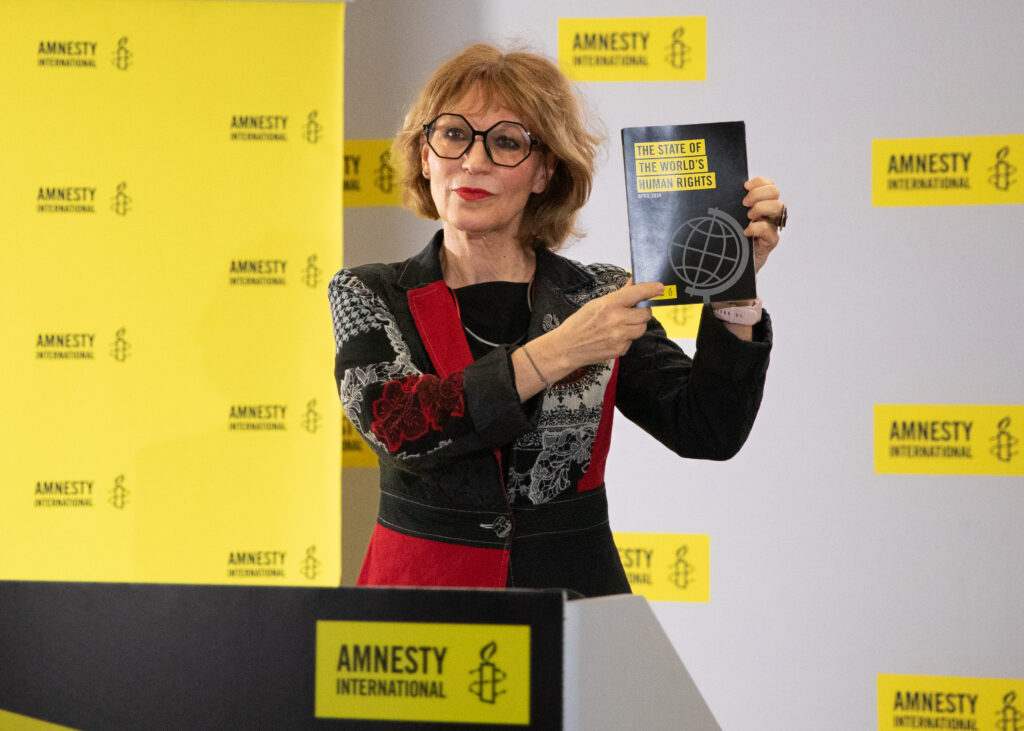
454, 187, 493, 201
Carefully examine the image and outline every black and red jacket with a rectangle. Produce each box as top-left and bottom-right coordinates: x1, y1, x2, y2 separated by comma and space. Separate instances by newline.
329, 232, 771, 597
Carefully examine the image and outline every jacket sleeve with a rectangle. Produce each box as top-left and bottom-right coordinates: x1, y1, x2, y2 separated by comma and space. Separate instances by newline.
329, 268, 535, 472
614, 306, 772, 460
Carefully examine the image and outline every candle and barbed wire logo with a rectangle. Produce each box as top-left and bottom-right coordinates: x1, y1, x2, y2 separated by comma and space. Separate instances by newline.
111, 36, 132, 71
990, 417, 1019, 463
469, 641, 507, 704
300, 545, 321, 580
302, 399, 322, 434
988, 146, 1017, 192
665, 27, 689, 69
111, 182, 132, 216
303, 254, 322, 288
998, 691, 1022, 731
374, 150, 396, 194
109, 474, 129, 509
304, 110, 321, 144
669, 544, 695, 590
109, 327, 131, 362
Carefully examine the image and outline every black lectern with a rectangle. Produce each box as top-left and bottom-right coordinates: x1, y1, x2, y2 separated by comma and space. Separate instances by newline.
0, 582, 719, 730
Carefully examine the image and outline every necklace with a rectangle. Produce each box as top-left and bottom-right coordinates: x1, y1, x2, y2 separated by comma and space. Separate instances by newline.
455, 279, 534, 349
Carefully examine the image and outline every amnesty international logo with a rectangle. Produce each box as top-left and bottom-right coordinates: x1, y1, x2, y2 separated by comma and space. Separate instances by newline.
469, 642, 507, 704
989, 146, 1018, 192
112, 37, 133, 71
665, 27, 689, 69
669, 544, 695, 590
111, 182, 132, 216
37, 40, 98, 68
303, 254, 322, 288
990, 417, 1019, 463
109, 474, 130, 509
302, 399, 322, 434
374, 151, 397, 194
304, 110, 321, 143
999, 691, 1023, 730
301, 545, 322, 580
110, 327, 131, 362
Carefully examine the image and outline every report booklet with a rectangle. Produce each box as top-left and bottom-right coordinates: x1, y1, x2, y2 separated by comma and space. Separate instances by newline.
621, 121, 756, 306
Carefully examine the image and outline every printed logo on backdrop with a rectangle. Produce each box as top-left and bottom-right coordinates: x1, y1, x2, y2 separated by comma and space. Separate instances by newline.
302, 399, 322, 434
303, 254, 322, 288
230, 115, 288, 142
878, 674, 1024, 731
315, 621, 531, 724
112, 37, 133, 71
613, 532, 710, 602
34, 478, 95, 508
656, 303, 702, 340
36, 332, 95, 360
111, 182, 132, 216
37, 40, 98, 68
304, 110, 321, 144
110, 327, 131, 362
989, 146, 1018, 191
991, 417, 1019, 463
665, 27, 689, 69
229, 258, 288, 286
109, 474, 130, 509
872, 135, 1024, 206
301, 545, 322, 581
228, 403, 288, 432
227, 550, 287, 579
557, 17, 707, 82
343, 140, 403, 207
669, 545, 695, 590
33, 474, 131, 510
37, 186, 96, 214
875, 405, 1024, 475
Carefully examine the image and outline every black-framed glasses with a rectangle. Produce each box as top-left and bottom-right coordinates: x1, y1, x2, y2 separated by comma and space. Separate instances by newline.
423, 113, 538, 168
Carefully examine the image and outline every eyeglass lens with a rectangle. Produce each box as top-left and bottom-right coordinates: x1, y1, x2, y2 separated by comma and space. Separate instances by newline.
427, 114, 534, 167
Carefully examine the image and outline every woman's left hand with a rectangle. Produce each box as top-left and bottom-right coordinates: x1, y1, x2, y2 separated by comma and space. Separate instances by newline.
742, 176, 785, 274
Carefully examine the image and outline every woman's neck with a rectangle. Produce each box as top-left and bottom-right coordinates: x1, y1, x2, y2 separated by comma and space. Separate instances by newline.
440, 229, 535, 287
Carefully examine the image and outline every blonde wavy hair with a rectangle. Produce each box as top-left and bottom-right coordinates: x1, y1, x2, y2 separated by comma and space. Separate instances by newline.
395, 44, 602, 250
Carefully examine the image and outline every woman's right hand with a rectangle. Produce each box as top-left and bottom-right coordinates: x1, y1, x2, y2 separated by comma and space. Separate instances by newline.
513, 279, 664, 400
557, 279, 665, 366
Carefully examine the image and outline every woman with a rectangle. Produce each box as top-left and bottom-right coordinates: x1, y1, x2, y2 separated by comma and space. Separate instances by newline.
329, 44, 783, 597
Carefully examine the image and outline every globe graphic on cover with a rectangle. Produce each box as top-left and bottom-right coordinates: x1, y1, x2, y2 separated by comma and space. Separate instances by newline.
668, 207, 749, 301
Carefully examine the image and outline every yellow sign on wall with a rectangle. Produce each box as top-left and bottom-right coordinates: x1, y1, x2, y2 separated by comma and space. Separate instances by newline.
0, 0, 344, 585
613, 532, 710, 602
344, 139, 403, 207
558, 17, 707, 82
872, 135, 1023, 206
316, 620, 531, 725
874, 405, 1023, 475
878, 674, 1024, 731
653, 303, 703, 339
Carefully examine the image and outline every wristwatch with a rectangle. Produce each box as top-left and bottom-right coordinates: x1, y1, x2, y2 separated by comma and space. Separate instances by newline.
711, 297, 762, 326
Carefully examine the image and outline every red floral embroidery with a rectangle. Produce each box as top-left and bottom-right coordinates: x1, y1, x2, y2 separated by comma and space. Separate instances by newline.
370, 373, 465, 451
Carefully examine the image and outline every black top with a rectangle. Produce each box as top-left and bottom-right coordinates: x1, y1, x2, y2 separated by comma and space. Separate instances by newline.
452, 281, 531, 359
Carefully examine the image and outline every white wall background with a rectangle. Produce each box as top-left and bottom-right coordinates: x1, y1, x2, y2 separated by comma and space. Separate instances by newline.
343, 1, 1024, 727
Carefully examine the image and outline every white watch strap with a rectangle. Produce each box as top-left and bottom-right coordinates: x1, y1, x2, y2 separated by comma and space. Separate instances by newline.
711, 297, 762, 325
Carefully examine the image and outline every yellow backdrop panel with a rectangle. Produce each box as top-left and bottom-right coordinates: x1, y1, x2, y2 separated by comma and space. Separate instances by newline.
0, 0, 344, 585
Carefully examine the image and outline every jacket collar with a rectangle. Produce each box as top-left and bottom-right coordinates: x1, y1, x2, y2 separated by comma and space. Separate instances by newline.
396, 230, 593, 294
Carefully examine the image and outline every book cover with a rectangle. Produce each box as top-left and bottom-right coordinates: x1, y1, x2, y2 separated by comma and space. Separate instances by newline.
621, 121, 755, 305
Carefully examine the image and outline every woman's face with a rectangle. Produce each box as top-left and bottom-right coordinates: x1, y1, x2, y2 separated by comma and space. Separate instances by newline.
421, 86, 551, 246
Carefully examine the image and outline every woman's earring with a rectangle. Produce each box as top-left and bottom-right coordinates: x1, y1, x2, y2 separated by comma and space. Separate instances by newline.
422, 167, 430, 179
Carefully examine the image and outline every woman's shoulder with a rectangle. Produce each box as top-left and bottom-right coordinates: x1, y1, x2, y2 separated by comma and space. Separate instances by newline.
545, 251, 630, 303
